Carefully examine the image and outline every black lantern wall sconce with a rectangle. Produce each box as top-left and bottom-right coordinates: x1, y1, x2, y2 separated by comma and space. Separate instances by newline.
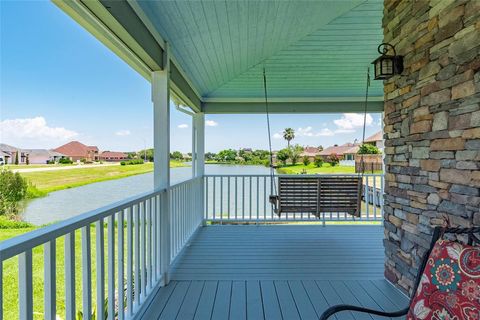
371, 43, 404, 80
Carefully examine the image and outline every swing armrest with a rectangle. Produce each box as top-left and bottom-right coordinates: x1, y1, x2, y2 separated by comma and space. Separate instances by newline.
320, 305, 409, 320
269, 195, 279, 213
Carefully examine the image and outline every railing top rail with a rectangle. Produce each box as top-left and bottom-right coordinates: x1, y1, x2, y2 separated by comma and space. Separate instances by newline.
204, 173, 384, 177
0, 188, 163, 261
169, 176, 202, 188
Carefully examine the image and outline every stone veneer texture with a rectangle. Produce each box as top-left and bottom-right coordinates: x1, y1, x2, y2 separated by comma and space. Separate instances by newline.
382, 0, 480, 295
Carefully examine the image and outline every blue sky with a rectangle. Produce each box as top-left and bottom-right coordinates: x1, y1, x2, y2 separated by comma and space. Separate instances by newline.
0, 1, 381, 153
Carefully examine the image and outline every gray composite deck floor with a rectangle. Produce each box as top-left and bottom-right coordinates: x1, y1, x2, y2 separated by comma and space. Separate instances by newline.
142, 225, 410, 319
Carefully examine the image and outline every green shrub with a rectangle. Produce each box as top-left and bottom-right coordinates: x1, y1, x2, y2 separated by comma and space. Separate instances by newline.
327, 153, 340, 167
314, 156, 324, 168
170, 151, 184, 160
26, 184, 46, 199
358, 144, 380, 154
276, 149, 290, 166
302, 156, 310, 166
288, 145, 303, 165
0, 170, 28, 217
59, 157, 73, 164
0, 216, 34, 229
122, 159, 144, 166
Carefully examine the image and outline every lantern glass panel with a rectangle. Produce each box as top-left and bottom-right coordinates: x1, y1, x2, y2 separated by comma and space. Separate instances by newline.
382, 58, 393, 75
375, 60, 382, 77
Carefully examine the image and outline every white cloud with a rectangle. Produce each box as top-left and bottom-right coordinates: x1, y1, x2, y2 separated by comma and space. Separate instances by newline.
206, 120, 218, 127
274, 127, 335, 140
334, 129, 356, 134
297, 127, 334, 137
0, 117, 78, 147
177, 124, 189, 129
316, 128, 335, 136
334, 113, 373, 130
273, 133, 282, 139
297, 126, 314, 137
115, 130, 131, 136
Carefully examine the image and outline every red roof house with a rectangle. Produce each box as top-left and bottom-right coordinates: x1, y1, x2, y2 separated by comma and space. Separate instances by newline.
318, 143, 359, 160
53, 141, 99, 162
100, 151, 128, 162
300, 146, 322, 160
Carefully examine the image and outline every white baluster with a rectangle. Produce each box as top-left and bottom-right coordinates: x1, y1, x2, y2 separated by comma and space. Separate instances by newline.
19, 249, 33, 320
82, 226, 92, 320
44, 240, 56, 320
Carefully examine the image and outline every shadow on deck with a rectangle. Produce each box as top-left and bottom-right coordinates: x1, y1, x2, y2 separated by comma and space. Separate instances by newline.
142, 225, 409, 319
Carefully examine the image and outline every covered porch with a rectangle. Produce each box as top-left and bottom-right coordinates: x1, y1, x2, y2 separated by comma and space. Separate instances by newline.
2, 0, 479, 319
144, 225, 408, 320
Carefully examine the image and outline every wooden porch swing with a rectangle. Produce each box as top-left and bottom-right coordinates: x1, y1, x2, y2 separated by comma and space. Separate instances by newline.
264, 68, 372, 218
270, 176, 362, 218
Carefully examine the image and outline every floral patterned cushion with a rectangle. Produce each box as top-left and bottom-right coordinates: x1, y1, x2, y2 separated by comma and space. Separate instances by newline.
407, 239, 480, 320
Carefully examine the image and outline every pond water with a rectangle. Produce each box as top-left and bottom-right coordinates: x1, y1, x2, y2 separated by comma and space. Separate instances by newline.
21, 164, 271, 225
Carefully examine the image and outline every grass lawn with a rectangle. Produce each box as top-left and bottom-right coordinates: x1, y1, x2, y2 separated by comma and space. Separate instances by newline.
276, 163, 383, 175
20, 161, 186, 196
5, 164, 72, 170
276, 163, 356, 174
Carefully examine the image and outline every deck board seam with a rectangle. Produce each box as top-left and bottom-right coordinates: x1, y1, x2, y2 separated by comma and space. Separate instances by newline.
287, 281, 302, 319
272, 281, 285, 320
301, 280, 320, 319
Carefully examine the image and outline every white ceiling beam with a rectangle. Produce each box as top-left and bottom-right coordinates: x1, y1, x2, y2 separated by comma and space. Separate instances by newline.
202, 99, 384, 114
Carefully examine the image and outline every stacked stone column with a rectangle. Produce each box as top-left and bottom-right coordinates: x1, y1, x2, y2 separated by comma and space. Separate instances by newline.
382, 0, 480, 294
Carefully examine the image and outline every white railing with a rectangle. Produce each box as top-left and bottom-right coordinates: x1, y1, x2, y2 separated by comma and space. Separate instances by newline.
0, 174, 381, 319
0, 177, 203, 320
204, 174, 384, 222
169, 177, 203, 264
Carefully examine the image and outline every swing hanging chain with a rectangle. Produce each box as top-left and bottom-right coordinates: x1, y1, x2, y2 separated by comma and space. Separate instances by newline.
360, 68, 370, 176
263, 67, 277, 196
356, 68, 371, 220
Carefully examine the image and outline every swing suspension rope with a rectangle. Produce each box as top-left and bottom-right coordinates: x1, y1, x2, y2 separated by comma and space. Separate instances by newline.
263, 67, 277, 195
359, 68, 371, 178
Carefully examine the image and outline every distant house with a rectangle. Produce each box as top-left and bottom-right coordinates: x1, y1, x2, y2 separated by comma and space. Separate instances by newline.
0, 143, 21, 164
54, 141, 99, 162
100, 151, 128, 162
300, 146, 321, 161
318, 143, 359, 160
343, 145, 360, 161
364, 131, 383, 151
0, 143, 66, 164
23, 149, 66, 164
0, 151, 9, 165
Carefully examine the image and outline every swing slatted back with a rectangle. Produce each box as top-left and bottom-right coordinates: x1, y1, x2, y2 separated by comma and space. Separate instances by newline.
276, 176, 362, 217
318, 176, 362, 217
278, 177, 319, 213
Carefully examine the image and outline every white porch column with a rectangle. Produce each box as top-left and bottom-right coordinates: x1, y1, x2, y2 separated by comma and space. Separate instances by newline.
152, 45, 170, 285
192, 113, 205, 178
192, 113, 205, 223
152, 72, 170, 188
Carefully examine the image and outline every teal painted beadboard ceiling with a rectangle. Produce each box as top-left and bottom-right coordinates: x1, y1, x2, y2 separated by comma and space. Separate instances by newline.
137, 0, 383, 100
